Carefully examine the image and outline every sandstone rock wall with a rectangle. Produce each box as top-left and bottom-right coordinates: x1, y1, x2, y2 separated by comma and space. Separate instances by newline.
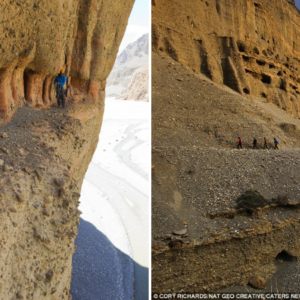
0, 0, 133, 120
152, 0, 300, 116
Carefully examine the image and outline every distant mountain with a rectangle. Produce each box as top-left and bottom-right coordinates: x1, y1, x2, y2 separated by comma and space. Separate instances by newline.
106, 33, 149, 101
117, 64, 149, 102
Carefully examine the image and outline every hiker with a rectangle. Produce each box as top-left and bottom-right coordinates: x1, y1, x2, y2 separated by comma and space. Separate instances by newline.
237, 137, 242, 149
274, 138, 279, 149
263, 137, 269, 149
252, 138, 258, 149
54, 69, 66, 108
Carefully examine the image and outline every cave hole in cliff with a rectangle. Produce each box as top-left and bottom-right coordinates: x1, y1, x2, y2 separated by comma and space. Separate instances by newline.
23, 68, 32, 102
42, 78, 47, 104
280, 80, 287, 91
261, 92, 267, 98
277, 71, 282, 76
256, 60, 265, 66
243, 88, 250, 94
269, 64, 275, 69
253, 47, 260, 55
261, 74, 271, 84
237, 41, 246, 52
242, 55, 249, 62
254, 2, 262, 8
276, 251, 297, 262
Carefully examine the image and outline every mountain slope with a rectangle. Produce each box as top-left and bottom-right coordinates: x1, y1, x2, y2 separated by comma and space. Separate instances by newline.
106, 33, 149, 99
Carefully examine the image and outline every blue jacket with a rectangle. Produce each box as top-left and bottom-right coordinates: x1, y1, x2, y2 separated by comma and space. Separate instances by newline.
54, 74, 66, 87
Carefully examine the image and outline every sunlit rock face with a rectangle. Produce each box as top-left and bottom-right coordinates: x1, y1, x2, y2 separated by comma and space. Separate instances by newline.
152, 0, 300, 117
0, 0, 133, 120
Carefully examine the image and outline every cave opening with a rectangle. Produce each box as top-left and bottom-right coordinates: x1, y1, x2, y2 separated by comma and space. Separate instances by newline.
243, 88, 250, 94
42, 78, 47, 104
280, 79, 287, 91
253, 47, 260, 55
23, 69, 29, 101
261, 92, 267, 98
261, 74, 271, 84
23, 68, 34, 102
276, 251, 297, 262
237, 41, 246, 52
242, 55, 249, 61
256, 60, 265, 66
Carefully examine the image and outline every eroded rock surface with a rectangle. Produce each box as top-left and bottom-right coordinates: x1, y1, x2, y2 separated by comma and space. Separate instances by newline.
0, 0, 134, 298
0, 0, 133, 121
152, 0, 300, 116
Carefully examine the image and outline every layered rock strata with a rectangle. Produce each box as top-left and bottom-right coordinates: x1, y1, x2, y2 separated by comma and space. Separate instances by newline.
0, 0, 134, 298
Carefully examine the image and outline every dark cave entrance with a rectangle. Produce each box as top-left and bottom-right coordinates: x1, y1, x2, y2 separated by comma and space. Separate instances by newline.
23, 68, 34, 102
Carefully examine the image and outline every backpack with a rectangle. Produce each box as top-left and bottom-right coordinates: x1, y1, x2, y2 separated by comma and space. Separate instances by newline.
275, 139, 279, 144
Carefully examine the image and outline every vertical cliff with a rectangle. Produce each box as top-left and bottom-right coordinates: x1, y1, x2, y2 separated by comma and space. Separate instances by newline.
152, 0, 300, 116
0, 0, 135, 299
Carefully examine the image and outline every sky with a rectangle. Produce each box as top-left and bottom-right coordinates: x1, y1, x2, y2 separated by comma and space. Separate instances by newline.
296, 0, 300, 9
118, 0, 150, 52
128, 0, 150, 27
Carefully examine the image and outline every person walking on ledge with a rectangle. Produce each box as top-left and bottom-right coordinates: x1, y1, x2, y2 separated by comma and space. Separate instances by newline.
237, 137, 242, 149
54, 69, 66, 108
263, 137, 269, 149
252, 137, 258, 149
274, 138, 279, 150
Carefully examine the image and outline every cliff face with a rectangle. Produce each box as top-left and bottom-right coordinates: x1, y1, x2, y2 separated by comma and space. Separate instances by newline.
0, 0, 133, 120
152, 0, 300, 293
0, 0, 134, 299
152, 0, 300, 116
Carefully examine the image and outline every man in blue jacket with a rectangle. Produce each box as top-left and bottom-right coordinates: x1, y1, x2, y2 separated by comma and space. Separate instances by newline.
54, 69, 67, 108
